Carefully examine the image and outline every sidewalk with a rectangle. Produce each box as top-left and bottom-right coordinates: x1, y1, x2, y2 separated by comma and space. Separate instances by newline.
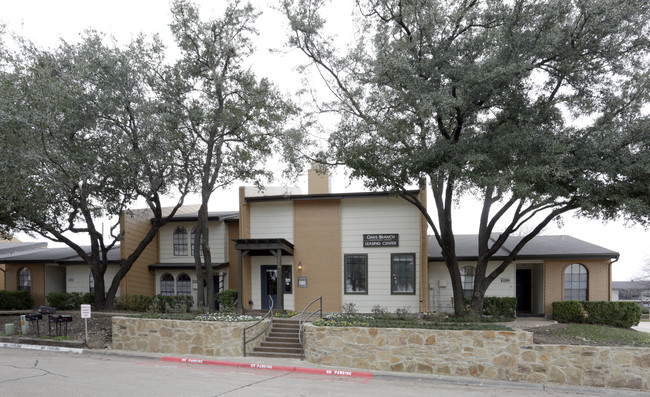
632, 320, 650, 333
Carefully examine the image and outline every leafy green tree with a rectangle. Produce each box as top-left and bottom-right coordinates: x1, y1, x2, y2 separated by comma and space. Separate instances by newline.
169, 0, 304, 309
0, 32, 192, 309
284, 0, 650, 315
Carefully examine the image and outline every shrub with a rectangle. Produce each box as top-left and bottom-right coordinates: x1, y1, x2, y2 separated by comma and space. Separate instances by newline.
116, 294, 154, 312
582, 301, 641, 328
395, 307, 411, 320
371, 305, 390, 320
82, 293, 95, 306
554, 300, 641, 328
46, 292, 85, 310
342, 302, 357, 315
553, 300, 585, 323
483, 297, 517, 320
216, 289, 238, 313
150, 294, 194, 313
0, 290, 34, 310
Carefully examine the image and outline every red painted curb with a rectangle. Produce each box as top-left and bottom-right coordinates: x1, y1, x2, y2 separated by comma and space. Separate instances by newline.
161, 356, 373, 379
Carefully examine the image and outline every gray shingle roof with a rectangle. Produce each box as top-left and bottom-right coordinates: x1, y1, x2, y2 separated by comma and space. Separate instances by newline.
0, 244, 121, 264
428, 234, 619, 261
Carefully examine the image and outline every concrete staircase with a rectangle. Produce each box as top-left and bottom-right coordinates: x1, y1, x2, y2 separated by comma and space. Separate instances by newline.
248, 318, 302, 359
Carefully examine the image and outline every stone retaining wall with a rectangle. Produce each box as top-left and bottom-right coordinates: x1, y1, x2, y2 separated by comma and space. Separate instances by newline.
303, 325, 649, 391
112, 317, 270, 357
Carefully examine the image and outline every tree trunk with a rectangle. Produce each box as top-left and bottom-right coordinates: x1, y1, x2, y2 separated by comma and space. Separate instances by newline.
193, 223, 205, 308
198, 202, 215, 311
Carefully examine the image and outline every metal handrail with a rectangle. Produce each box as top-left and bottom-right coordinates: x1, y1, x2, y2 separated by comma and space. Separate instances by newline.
298, 296, 322, 360
243, 296, 274, 357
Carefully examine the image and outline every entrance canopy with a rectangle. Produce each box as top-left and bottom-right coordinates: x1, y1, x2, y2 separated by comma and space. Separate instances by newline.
233, 238, 294, 311
233, 238, 294, 256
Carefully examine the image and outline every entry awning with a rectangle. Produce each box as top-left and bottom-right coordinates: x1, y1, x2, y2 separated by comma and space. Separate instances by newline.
233, 238, 294, 256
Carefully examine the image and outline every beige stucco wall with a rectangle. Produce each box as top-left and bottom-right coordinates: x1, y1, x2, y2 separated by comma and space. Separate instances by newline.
293, 199, 342, 313
112, 316, 270, 357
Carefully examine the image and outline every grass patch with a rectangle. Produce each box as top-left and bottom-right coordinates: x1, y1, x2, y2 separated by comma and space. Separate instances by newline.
539, 323, 650, 347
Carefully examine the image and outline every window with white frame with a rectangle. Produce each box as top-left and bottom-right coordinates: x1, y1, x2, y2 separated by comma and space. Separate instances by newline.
161, 273, 175, 296
391, 253, 415, 294
564, 263, 588, 301
344, 254, 367, 294
190, 227, 203, 256
89, 272, 95, 293
173, 227, 188, 256
177, 273, 191, 296
461, 266, 475, 298
18, 267, 31, 292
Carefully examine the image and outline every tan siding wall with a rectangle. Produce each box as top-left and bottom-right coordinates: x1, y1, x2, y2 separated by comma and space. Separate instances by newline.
293, 200, 342, 313
120, 209, 158, 297
239, 187, 252, 309
227, 222, 240, 291
544, 259, 613, 314
4, 263, 46, 306
0, 264, 5, 290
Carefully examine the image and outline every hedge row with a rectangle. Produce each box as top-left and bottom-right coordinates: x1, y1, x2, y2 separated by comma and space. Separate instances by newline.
553, 300, 641, 328
116, 294, 193, 313
46, 292, 94, 310
0, 290, 34, 310
483, 297, 517, 319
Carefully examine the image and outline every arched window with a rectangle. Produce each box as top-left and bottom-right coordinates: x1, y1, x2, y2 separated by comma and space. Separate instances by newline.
160, 273, 175, 296
18, 267, 31, 292
173, 227, 188, 256
461, 266, 475, 299
190, 227, 203, 256
89, 272, 95, 293
564, 263, 588, 301
177, 273, 191, 296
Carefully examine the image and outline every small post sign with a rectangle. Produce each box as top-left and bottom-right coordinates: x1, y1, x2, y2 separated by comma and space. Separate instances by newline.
81, 304, 91, 344
81, 304, 91, 319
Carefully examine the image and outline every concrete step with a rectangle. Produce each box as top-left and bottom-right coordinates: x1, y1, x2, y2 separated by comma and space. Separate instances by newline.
253, 345, 302, 354
265, 336, 300, 344
247, 351, 302, 359
272, 322, 300, 332
259, 341, 301, 349
267, 331, 299, 339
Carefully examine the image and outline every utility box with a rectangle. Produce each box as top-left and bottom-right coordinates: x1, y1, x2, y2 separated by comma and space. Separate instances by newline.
20, 315, 29, 334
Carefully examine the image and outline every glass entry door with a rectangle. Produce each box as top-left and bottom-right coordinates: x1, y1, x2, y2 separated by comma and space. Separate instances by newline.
261, 265, 278, 309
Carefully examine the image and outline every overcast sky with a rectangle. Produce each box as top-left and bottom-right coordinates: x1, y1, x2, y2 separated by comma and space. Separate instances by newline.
2, 0, 648, 281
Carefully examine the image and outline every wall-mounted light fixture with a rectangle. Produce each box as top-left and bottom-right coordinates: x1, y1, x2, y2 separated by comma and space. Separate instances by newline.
298, 261, 303, 271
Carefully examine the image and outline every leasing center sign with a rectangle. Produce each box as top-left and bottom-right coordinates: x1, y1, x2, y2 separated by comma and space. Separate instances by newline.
363, 234, 399, 247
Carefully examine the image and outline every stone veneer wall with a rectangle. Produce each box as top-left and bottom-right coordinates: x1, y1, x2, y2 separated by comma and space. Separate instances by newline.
112, 317, 270, 356
303, 325, 649, 391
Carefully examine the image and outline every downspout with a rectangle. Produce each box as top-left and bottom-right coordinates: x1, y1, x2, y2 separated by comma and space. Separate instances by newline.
609, 255, 620, 301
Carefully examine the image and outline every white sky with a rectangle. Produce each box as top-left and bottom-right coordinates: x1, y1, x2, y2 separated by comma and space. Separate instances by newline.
2, 0, 649, 281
